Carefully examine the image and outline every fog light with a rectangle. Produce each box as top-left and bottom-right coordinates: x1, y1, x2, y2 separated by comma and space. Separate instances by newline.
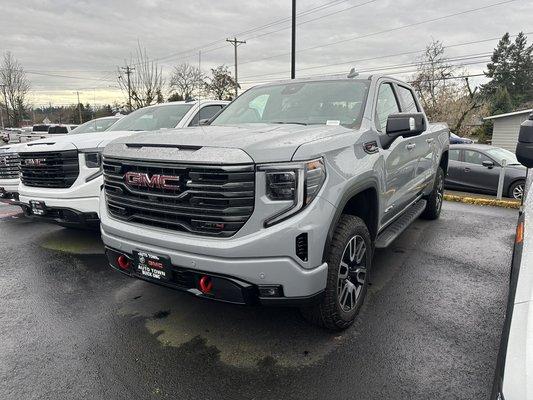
117, 255, 131, 270
258, 285, 282, 297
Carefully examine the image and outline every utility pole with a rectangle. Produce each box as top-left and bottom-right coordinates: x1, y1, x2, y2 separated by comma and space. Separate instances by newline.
226, 37, 246, 98
121, 65, 135, 111
73, 91, 82, 124
291, 0, 296, 79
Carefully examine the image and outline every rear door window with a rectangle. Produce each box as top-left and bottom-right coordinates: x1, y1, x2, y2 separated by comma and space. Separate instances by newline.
449, 149, 461, 161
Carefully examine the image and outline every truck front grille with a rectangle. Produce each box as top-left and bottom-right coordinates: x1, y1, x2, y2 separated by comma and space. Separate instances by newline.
103, 157, 255, 237
19, 150, 79, 188
0, 153, 20, 179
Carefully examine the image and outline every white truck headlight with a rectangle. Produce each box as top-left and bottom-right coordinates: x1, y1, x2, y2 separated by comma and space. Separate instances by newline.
80, 148, 103, 182
84, 151, 102, 169
259, 158, 326, 226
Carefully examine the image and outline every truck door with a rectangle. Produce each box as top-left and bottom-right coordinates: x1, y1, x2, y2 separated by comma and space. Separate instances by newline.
395, 84, 435, 195
375, 82, 419, 225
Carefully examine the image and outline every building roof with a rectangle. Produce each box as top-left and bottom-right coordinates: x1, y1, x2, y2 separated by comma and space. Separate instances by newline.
484, 109, 533, 121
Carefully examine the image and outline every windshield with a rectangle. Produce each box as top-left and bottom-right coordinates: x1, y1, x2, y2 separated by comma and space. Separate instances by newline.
107, 104, 193, 132
450, 133, 459, 138
485, 147, 521, 165
69, 117, 119, 135
211, 80, 370, 127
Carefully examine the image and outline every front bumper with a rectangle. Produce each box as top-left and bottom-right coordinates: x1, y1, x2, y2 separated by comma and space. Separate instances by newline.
0, 179, 20, 198
106, 246, 325, 305
100, 194, 335, 300
14, 200, 99, 227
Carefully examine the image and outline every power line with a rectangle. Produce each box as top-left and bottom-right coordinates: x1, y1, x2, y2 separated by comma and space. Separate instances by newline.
135, 0, 361, 66
239, 0, 519, 67
239, 58, 493, 85
244, 0, 378, 42
239, 32, 532, 80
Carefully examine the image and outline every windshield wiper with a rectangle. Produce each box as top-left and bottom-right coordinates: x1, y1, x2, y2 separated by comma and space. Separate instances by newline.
270, 121, 308, 126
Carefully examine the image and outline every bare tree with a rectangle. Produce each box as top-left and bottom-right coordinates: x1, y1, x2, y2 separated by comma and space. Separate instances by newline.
117, 43, 164, 110
169, 63, 204, 100
0, 52, 30, 127
205, 65, 237, 101
411, 40, 483, 135
411, 40, 454, 112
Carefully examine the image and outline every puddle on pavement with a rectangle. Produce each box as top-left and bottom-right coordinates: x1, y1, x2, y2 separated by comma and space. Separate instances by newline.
38, 228, 104, 255
116, 280, 350, 369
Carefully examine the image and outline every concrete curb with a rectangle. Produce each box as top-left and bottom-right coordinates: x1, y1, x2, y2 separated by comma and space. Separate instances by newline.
443, 194, 520, 209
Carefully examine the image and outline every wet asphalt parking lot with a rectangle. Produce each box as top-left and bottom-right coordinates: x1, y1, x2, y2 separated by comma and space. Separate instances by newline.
0, 200, 518, 400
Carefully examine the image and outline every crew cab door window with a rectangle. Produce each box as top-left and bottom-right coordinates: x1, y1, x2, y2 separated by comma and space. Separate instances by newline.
188, 105, 224, 126
375, 83, 400, 132
396, 86, 419, 113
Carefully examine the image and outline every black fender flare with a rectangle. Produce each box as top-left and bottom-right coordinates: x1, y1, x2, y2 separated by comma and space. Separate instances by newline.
322, 179, 380, 263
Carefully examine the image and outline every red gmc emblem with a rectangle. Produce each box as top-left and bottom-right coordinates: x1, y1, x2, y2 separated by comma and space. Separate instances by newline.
124, 171, 180, 190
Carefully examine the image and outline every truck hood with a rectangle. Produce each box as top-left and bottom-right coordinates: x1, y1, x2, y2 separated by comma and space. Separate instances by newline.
17, 130, 138, 153
0, 142, 26, 152
105, 124, 354, 163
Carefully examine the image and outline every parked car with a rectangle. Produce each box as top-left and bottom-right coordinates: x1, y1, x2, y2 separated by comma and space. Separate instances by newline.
14, 100, 229, 228
492, 112, 533, 400
445, 144, 526, 199
0, 142, 25, 200
100, 74, 450, 330
449, 132, 473, 144
68, 115, 122, 135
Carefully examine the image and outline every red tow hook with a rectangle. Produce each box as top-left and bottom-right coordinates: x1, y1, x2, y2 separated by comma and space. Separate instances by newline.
199, 275, 213, 294
117, 255, 132, 270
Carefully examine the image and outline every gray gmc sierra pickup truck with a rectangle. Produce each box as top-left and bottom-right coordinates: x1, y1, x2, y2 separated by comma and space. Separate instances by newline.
100, 73, 449, 330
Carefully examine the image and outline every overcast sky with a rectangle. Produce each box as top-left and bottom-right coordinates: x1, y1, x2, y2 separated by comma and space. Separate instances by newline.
0, 0, 531, 106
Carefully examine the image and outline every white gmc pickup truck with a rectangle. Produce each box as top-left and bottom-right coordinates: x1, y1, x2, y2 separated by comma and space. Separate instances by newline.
15, 100, 227, 227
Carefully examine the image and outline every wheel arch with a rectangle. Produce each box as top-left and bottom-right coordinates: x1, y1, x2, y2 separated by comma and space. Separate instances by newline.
507, 177, 526, 197
439, 150, 449, 175
322, 181, 379, 262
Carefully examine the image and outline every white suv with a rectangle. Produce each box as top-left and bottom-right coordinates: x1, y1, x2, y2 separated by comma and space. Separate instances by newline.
15, 100, 228, 228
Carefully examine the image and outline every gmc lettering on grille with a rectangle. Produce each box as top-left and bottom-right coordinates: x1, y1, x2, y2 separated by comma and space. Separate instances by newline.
124, 171, 180, 190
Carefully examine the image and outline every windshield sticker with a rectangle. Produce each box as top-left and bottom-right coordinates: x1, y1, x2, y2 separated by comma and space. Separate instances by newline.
326, 120, 340, 126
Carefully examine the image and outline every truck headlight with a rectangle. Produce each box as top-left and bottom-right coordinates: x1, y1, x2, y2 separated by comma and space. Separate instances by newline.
84, 151, 102, 169
80, 148, 103, 182
259, 158, 326, 226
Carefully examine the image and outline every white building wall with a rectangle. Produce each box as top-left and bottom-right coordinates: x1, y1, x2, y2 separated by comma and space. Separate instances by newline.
491, 113, 530, 151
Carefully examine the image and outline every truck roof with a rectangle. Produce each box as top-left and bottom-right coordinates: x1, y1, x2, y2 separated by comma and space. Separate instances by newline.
251, 73, 410, 88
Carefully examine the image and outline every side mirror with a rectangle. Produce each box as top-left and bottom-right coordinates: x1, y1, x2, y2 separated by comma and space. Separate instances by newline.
386, 112, 426, 139
199, 118, 210, 126
516, 113, 533, 168
482, 160, 494, 169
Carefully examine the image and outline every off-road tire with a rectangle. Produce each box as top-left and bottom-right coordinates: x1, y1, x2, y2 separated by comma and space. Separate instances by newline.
421, 166, 444, 220
301, 215, 372, 331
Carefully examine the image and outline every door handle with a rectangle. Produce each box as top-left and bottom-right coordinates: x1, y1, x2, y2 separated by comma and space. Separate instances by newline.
406, 143, 416, 150
426, 138, 434, 144
464, 167, 471, 172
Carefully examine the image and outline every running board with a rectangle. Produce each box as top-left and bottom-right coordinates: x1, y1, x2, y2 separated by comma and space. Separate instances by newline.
375, 200, 427, 249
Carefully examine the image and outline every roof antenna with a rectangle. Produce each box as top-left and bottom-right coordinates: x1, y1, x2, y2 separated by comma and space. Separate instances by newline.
347, 67, 359, 78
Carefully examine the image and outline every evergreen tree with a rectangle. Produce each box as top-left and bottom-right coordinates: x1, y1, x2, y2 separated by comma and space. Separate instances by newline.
482, 32, 533, 107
